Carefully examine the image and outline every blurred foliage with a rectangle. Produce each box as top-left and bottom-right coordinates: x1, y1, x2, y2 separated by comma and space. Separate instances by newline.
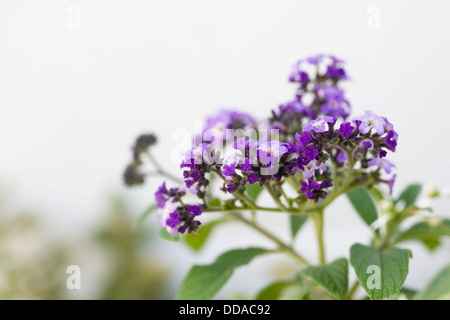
0, 197, 171, 300
0, 212, 68, 299
95, 198, 170, 299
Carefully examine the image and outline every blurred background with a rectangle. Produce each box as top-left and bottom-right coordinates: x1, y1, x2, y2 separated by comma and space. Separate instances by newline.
0, 0, 449, 299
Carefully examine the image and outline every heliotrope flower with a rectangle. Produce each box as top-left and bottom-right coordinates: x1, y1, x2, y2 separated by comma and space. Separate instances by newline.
301, 179, 321, 199
295, 131, 312, 145
338, 122, 354, 138
326, 63, 347, 80
387, 174, 396, 195
188, 205, 202, 217
166, 211, 180, 228
269, 101, 316, 141
369, 157, 395, 174
317, 85, 351, 120
241, 157, 253, 172
336, 150, 348, 163
304, 146, 319, 161
385, 130, 398, 152
156, 198, 179, 236
247, 172, 259, 184
301, 159, 328, 179
155, 182, 169, 208
303, 116, 335, 133
222, 164, 236, 177
361, 139, 374, 150
353, 110, 386, 135
129, 55, 402, 237
257, 140, 289, 166
200, 110, 257, 145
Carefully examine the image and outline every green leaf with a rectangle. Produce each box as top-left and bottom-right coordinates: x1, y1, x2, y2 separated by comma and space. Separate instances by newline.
177, 247, 269, 300
350, 244, 412, 300
395, 219, 450, 245
133, 203, 156, 228
369, 187, 384, 201
420, 238, 441, 251
415, 264, 450, 300
347, 187, 378, 226
246, 183, 264, 201
184, 218, 230, 251
290, 215, 308, 240
207, 197, 221, 208
255, 281, 293, 300
396, 184, 422, 207
302, 258, 349, 299
159, 228, 180, 241
399, 287, 418, 300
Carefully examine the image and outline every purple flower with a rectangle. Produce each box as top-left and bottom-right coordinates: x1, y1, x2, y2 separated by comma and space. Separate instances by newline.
301, 160, 328, 179
379, 149, 387, 158
318, 86, 351, 119
385, 130, 398, 152
336, 150, 348, 163
289, 60, 311, 83
188, 205, 202, 217
258, 141, 289, 166
178, 225, 187, 234
155, 182, 169, 209
306, 54, 325, 64
182, 143, 217, 166
382, 117, 394, 133
361, 139, 374, 150
326, 65, 347, 80
278, 100, 311, 114
301, 179, 321, 199
233, 137, 258, 156
202, 110, 256, 145
296, 131, 312, 145
321, 180, 332, 189
166, 211, 180, 228
387, 174, 396, 195
248, 172, 259, 184
304, 146, 318, 161
156, 198, 179, 236
303, 116, 335, 133
353, 111, 386, 135
190, 171, 201, 181
241, 157, 252, 172
338, 122, 354, 138
369, 157, 395, 174
226, 184, 236, 193
222, 164, 236, 176
289, 70, 309, 83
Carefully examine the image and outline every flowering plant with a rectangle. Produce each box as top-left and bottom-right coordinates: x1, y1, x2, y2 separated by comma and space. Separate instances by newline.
124, 55, 450, 300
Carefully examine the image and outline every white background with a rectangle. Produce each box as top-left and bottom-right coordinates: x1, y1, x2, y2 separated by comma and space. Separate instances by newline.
0, 1, 449, 298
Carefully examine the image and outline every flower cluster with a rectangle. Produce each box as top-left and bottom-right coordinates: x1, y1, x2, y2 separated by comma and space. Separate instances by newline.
126, 54, 399, 235
154, 182, 203, 236
123, 134, 157, 187
295, 110, 398, 200
196, 110, 257, 146
271, 54, 350, 141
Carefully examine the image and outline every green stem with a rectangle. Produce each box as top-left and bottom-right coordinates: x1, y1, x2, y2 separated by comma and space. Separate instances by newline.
234, 191, 258, 208
230, 212, 309, 265
345, 280, 360, 300
312, 209, 326, 265
204, 205, 305, 215
265, 183, 287, 211
332, 161, 339, 194
146, 152, 183, 184
289, 176, 302, 190
275, 182, 291, 208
